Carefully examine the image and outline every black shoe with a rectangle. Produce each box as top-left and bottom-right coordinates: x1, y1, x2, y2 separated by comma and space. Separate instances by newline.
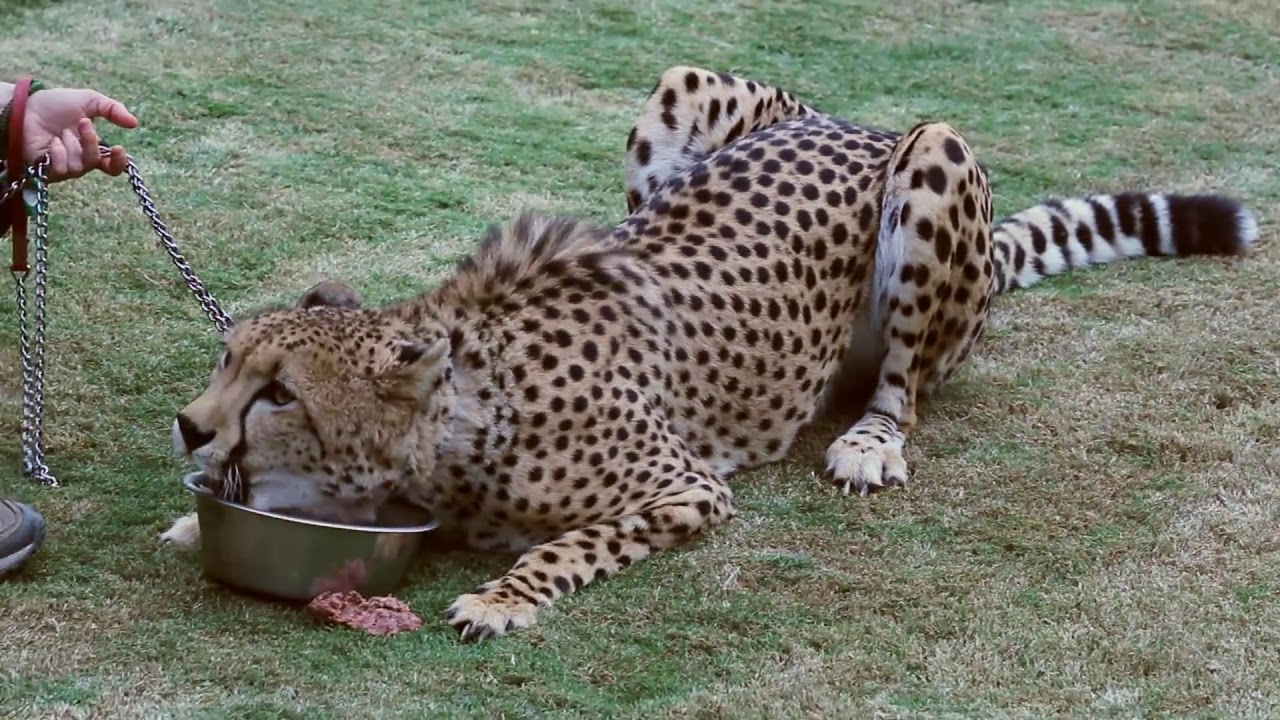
0, 499, 45, 577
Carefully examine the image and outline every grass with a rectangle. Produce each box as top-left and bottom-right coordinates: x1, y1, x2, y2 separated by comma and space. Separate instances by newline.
1, 0, 1277, 716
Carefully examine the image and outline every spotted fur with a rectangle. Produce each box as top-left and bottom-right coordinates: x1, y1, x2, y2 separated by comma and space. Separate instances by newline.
162, 66, 1258, 640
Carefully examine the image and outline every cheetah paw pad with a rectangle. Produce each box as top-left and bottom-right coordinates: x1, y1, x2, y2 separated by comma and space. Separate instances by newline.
825, 432, 909, 497
445, 591, 539, 642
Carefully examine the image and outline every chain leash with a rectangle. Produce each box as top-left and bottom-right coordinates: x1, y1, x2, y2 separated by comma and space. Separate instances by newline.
8, 144, 233, 486
2, 174, 27, 206
115, 145, 233, 334
11, 160, 55, 485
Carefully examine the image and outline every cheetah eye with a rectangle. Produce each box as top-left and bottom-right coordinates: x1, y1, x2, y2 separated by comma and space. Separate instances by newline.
260, 380, 297, 407
218, 350, 233, 370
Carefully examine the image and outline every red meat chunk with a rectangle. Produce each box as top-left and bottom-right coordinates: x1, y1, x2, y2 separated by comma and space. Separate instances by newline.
306, 590, 423, 636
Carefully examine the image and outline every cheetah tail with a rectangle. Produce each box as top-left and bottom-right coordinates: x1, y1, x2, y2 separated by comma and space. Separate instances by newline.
990, 192, 1260, 294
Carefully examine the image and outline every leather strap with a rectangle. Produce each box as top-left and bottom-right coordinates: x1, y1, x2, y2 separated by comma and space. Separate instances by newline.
5, 77, 34, 272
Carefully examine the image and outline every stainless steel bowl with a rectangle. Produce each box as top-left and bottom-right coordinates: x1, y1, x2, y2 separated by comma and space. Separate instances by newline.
182, 474, 439, 602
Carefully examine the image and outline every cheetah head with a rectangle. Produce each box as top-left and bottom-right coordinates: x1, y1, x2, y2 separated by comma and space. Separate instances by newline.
172, 280, 454, 525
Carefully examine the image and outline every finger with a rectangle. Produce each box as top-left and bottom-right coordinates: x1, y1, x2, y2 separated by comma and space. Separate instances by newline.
47, 138, 69, 182
76, 118, 104, 170
82, 91, 139, 129
103, 145, 128, 176
60, 128, 86, 178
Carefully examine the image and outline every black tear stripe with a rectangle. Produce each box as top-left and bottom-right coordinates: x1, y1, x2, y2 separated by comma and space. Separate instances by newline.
223, 383, 321, 505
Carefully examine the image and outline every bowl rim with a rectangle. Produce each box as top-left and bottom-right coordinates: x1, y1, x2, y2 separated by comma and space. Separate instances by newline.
182, 473, 440, 533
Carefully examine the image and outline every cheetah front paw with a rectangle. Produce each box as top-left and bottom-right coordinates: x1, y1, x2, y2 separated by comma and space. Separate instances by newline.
159, 512, 201, 548
824, 417, 909, 497
445, 587, 540, 642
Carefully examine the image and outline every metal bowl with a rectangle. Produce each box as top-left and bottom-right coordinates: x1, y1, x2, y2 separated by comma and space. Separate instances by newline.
182, 474, 439, 602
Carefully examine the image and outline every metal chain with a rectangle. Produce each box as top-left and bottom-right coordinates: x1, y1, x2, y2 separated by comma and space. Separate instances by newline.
7, 145, 233, 486
29, 161, 53, 484
109, 143, 233, 334
2, 172, 25, 206
11, 159, 56, 485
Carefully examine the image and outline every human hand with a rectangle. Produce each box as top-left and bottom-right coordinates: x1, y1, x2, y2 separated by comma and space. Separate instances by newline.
22, 87, 139, 183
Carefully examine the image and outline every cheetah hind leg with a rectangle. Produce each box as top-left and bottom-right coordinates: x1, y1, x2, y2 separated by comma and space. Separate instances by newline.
826, 122, 995, 496
445, 468, 734, 641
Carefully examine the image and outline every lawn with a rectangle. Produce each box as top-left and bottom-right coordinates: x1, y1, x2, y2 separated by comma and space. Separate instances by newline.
1, 0, 1277, 717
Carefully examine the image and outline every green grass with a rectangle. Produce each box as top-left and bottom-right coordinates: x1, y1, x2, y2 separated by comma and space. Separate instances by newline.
1, 0, 1278, 717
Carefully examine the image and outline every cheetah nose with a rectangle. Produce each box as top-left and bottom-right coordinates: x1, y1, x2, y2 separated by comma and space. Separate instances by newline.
175, 413, 215, 453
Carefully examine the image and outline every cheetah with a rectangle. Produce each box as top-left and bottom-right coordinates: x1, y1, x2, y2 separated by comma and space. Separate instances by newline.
162, 66, 1259, 641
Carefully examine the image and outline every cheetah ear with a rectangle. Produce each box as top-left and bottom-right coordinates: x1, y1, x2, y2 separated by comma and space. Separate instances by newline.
298, 280, 361, 310
377, 337, 451, 403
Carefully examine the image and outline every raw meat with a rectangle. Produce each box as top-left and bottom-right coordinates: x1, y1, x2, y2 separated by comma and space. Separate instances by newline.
306, 590, 423, 636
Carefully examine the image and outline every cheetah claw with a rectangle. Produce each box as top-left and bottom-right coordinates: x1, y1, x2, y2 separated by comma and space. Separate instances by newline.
444, 591, 538, 643
824, 433, 909, 497
158, 512, 201, 548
